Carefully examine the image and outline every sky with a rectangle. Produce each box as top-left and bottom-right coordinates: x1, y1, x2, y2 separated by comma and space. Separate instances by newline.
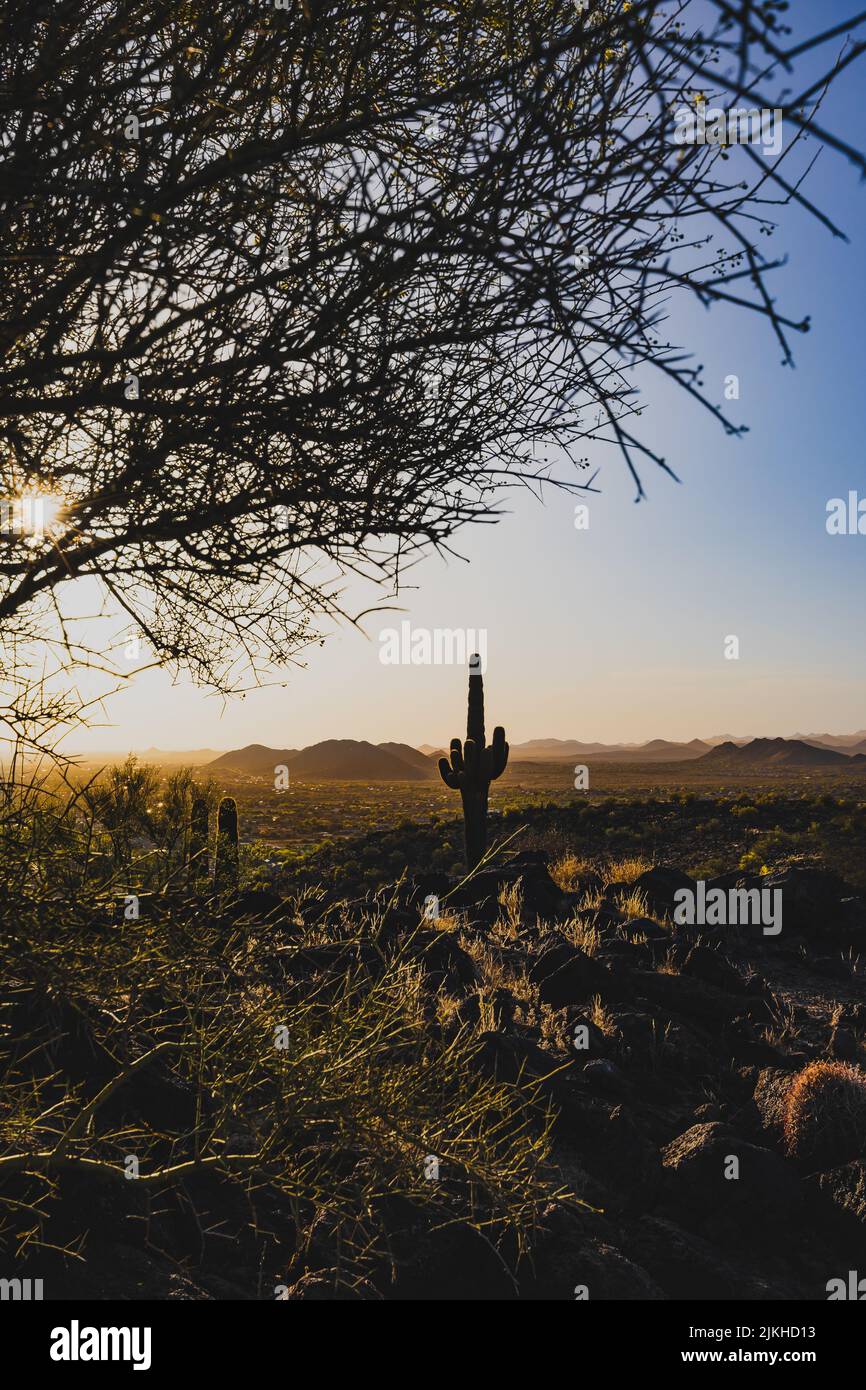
65, 5, 866, 755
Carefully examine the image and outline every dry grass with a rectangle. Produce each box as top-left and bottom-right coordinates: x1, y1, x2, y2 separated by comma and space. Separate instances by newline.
551, 853, 651, 894
564, 919, 602, 956
762, 997, 798, 1050
617, 887, 650, 921
497, 881, 524, 935
550, 853, 594, 893
605, 855, 652, 883
588, 994, 617, 1037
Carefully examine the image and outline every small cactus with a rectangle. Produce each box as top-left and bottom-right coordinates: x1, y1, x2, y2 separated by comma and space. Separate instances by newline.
188, 797, 209, 887
783, 1060, 866, 1167
214, 796, 239, 893
438, 656, 508, 868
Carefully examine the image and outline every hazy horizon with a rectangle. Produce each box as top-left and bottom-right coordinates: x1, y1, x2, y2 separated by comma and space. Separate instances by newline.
66, 726, 866, 757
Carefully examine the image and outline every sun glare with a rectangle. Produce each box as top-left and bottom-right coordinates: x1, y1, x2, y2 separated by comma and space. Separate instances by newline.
3, 490, 69, 545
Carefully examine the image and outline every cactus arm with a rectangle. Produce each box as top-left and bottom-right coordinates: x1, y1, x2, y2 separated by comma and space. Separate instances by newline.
449, 738, 464, 775
438, 757, 460, 789
487, 726, 509, 779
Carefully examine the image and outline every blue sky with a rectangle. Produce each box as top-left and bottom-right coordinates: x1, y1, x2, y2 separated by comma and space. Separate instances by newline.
69, 4, 866, 752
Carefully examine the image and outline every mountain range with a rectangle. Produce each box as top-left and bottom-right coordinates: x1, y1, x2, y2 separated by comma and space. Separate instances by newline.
209, 740, 437, 780
697, 738, 866, 769
202, 733, 866, 779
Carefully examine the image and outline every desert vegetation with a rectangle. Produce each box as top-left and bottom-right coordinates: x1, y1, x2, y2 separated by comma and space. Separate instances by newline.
2, 745, 866, 1298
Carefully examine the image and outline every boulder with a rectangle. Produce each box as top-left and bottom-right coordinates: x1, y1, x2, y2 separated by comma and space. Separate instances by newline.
409, 929, 479, 993
661, 1122, 802, 1227
633, 970, 748, 1024
706, 871, 763, 895
448, 853, 572, 924
556, 1099, 663, 1212
582, 1058, 629, 1097
528, 942, 614, 1008
828, 1024, 859, 1063
682, 945, 747, 994
622, 916, 669, 941
633, 866, 696, 919
597, 938, 652, 968
471, 1031, 564, 1093
568, 1239, 666, 1300
625, 1216, 799, 1300
748, 1067, 794, 1145
762, 866, 849, 932
720, 1018, 786, 1068
806, 1161, 866, 1246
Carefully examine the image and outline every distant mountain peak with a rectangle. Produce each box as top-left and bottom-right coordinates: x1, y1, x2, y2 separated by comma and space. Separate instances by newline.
209, 739, 435, 780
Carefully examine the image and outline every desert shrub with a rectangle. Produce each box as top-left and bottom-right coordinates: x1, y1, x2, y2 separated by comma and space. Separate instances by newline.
606, 855, 651, 883
739, 849, 765, 873
550, 853, 593, 892
0, 889, 569, 1294
783, 1061, 866, 1168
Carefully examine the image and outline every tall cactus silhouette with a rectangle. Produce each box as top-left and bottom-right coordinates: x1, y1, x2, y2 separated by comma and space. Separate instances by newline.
188, 796, 210, 887
438, 656, 508, 868
214, 796, 239, 892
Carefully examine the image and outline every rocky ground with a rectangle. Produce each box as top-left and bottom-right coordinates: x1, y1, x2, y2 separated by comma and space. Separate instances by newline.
394, 851, 866, 1299
3, 849, 865, 1301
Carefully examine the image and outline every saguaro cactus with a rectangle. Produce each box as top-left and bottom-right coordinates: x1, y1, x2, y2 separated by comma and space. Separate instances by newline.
188, 797, 210, 887
438, 657, 508, 868
214, 796, 239, 892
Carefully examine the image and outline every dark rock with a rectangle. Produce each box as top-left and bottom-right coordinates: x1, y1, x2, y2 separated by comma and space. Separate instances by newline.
833, 898, 866, 947
565, 1008, 610, 1060
748, 1067, 794, 1145
528, 942, 614, 1008
661, 1122, 802, 1228
805, 1162, 866, 1247
622, 916, 669, 941
633, 970, 748, 1024
276, 941, 384, 1000
812, 954, 853, 981
662, 1022, 715, 1076
608, 1009, 657, 1055
44, 1243, 216, 1301
448, 858, 572, 924
633, 866, 696, 918
597, 938, 651, 967
556, 1100, 663, 1212
410, 929, 479, 993
828, 1025, 859, 1063
762, 866, 849, 932
693, 1103, 723, 1123
706, 871, 763, 895
569, 1239, 666, 1300
488, 987, 516, 1030
625, 1216, 799, 1300
582, 1058, 628, 1096
720, 1019, 786, 1068
221, 889, 296, 924
405, 871, 452, 906
387, 1210, 518, 1300
682, 945, 746, 994
518, 1203, 615, 1299
471, 1031, 564, 1092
